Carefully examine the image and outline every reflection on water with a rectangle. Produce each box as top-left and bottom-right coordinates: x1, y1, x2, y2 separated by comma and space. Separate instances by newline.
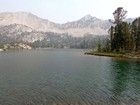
110, 60, 140, 104
0, 49, 139, 105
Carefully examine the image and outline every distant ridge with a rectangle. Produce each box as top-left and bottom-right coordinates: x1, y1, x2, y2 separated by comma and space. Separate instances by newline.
0, 12, 134, 37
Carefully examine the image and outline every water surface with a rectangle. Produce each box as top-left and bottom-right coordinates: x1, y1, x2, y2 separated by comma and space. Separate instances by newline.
0, 49, 139, 105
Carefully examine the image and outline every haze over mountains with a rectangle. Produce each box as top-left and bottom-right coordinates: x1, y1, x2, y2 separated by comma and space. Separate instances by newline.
0, 12, 134, 48
0, 12, 115, 37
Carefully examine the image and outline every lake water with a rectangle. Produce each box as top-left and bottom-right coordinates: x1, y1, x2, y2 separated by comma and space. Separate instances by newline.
0, 49, 140, 105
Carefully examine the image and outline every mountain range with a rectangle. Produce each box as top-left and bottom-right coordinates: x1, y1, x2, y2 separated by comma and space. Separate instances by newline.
0, 12, 135, 48
0, 12, 117, 37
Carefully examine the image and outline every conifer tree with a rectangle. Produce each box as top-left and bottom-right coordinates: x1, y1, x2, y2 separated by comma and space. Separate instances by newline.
109, 7, 127, 52
122, 22, 134, 51
97, 39, 102, 52
132, 18, 140, 51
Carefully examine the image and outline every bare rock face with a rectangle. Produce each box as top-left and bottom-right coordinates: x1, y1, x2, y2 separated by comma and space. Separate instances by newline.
0, 12, 56, 32
0, 12, 134, 37
0, 12, 113, 37
0, 24, 45, 43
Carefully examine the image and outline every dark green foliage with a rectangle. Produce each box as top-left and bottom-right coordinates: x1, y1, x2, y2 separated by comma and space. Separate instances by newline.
132, 18, 140, 51
105, 39, 111, 52
109, 7, 139, 53
121, 22, 135, 51
97, 39, 102, 52
110, 21, 136, 52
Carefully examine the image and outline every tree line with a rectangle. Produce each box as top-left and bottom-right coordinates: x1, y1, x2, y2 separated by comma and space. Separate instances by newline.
105, 7, 140, 53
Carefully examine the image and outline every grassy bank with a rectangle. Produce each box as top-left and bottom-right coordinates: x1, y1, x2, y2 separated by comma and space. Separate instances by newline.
85, 52, 124, 57
85, 51, 140, 59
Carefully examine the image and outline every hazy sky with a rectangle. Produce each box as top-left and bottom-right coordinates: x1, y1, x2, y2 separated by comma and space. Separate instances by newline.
0, 0, 139, 23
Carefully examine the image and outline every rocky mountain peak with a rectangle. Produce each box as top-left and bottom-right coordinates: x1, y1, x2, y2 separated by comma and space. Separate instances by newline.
0, 12, 134, 37
80, 14, 98, 21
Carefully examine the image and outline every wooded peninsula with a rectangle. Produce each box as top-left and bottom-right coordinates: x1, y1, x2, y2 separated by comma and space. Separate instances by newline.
86, 7, 140, 59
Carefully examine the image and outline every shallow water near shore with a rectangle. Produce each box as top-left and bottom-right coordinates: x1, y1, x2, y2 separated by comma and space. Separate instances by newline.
0, 49, 140, 105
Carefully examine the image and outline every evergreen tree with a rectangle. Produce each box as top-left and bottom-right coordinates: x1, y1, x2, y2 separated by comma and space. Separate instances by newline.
97, 39, 102, 52
108, 26, 115, 51
109, 7, 127, 25
105, 39, 111, 52
109, 7, 140, 52
132, 18, 140, 51
122, 22, 134, 51
109, 7, 128, 52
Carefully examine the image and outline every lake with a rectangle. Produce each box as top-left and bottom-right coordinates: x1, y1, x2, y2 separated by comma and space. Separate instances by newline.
0, 49, 140, 105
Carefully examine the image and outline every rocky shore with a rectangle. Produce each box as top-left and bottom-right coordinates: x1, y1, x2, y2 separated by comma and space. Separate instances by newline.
0, 43, 32, 51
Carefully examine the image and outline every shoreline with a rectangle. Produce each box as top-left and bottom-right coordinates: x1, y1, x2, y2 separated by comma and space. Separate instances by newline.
85, 51, 140, 59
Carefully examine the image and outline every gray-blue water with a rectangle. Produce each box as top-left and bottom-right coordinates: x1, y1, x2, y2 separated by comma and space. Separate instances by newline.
0, 49, 140, 105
